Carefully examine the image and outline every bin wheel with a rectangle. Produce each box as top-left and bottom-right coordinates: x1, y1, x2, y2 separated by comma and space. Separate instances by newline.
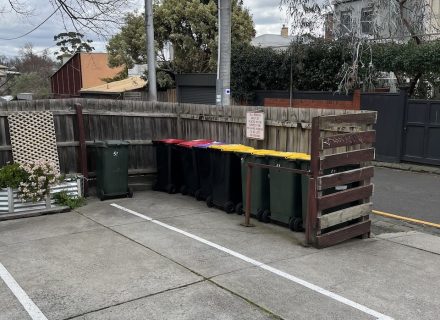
206, 196, 214, 208
180, 185, 188, 195
224, 201, 235, 214
256, 208, 264, 221
289, 218, 303, 232
195, 189, 203, 201
261, 210, 271, 223
127, 188, 134, 198
235, 203, 243, 215
97, 189, 105, 201
166, 184, 176, 194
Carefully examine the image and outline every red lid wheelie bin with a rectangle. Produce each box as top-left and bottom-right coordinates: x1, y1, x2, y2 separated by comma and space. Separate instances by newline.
176, 139, 213, 196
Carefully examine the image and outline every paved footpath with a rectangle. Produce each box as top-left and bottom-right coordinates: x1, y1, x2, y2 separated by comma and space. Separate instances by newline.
1, 191, 440, 320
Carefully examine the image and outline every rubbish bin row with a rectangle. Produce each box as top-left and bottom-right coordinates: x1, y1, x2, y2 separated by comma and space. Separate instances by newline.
153, 138, 311, 232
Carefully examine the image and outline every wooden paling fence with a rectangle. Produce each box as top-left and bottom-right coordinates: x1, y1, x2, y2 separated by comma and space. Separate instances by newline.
0, 98, 359, 175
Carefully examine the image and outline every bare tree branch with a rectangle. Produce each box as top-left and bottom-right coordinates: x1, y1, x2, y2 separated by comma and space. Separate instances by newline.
4, 0, 137, 37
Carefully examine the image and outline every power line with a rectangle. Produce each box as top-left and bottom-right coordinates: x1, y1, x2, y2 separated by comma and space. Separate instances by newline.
0, 5, 61, 41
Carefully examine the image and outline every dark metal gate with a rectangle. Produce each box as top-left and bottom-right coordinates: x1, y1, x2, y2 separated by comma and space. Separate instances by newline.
403, 100, 440, 166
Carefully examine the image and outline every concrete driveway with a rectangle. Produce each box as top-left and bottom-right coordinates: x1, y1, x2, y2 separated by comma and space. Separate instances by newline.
1, 191, 440, 320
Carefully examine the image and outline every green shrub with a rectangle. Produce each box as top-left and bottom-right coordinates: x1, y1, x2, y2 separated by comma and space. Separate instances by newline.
53, 191, 86, 209
0, 163, 28, 189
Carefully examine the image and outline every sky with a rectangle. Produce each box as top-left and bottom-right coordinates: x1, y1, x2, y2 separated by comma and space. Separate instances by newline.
0, 0, 290, 60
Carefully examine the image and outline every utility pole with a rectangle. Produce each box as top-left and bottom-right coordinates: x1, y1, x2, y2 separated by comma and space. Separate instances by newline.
216, 0, 231, 106
145, 0, 157, 101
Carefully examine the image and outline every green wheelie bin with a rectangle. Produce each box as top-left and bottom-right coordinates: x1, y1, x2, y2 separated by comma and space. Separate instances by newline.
240, 149, 274, 222
269, 152, 311, 231
91, 140, 133, 201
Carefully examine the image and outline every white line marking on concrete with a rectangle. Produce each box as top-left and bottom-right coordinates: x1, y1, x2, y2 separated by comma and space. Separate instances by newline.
111, 203, 394, 320
0, 262, 48, 320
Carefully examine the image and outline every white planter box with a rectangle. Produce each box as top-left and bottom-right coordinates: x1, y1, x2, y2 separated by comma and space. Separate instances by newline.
0, 178, 82, 214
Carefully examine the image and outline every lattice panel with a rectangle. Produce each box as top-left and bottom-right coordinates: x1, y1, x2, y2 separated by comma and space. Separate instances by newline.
8, 111, 60, 173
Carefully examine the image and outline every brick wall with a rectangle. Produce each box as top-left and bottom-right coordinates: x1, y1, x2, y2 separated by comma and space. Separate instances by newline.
264, 90, 361, 110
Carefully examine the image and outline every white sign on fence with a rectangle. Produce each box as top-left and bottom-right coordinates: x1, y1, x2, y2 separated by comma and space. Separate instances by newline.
246, 111, 265, 140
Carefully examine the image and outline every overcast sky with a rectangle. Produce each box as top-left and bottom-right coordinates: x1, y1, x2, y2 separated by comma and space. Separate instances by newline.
0, 0, 290, 60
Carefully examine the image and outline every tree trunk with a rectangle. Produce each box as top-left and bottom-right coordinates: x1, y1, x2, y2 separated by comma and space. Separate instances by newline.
409, 72, 422, 96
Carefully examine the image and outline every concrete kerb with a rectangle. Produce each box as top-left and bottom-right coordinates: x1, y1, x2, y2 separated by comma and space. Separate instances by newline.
373, 161, 440, 175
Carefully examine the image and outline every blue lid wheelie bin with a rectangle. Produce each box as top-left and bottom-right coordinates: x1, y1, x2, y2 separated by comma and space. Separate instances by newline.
193, 142, 225, 201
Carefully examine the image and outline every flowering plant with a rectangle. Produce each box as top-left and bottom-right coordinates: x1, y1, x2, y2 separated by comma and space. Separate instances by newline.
17, 159, 62, 202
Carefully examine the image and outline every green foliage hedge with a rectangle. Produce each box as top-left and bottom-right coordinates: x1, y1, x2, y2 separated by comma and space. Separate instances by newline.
231, 39, 440, 102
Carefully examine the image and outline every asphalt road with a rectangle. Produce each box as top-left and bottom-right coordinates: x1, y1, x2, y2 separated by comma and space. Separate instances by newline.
373, 167, 440, 224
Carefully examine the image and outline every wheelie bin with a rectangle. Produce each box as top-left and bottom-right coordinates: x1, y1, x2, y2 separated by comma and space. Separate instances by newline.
90, 140, 133, 201
269, 152, 310, 231
285, 153, 311, 231
176, 139, 213, 196
207, 144, 254, 213
193, 141, 225, 201
152, 139, 185, 193
240, 149, 281, 222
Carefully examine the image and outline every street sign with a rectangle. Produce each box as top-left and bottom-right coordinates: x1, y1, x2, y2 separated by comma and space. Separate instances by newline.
246, 111, 265, 140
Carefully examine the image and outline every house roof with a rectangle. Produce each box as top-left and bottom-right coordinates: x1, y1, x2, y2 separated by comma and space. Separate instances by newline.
251, 34, 297, 48
79, 76, 147, 94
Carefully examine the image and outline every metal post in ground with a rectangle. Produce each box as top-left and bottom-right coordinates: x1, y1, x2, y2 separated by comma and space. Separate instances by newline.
241, 163, 255, 227
216, 0, 231, 106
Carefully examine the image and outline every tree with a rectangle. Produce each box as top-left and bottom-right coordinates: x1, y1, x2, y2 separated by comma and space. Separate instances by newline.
54, 32, 94, 62
12, 43, 55, 78
280, 0, 440, 96
9, 72, 51, 98
5, 44, 56, 98
107, 13, 147, 71
4, 0, 136, 36
155, 0, 254, 73
106, 0, 255, 78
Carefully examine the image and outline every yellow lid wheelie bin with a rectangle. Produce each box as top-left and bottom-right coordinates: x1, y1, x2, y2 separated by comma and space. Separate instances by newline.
207, 145, 254, 213
269, 152, 310, 231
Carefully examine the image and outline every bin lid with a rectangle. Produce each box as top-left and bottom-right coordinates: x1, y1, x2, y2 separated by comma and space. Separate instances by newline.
194, 141, 225, 149
210, 144, 254, 153
177, 139, 213, 148
251, 149, 288, 157
156, 139, 186, 145
92, 140, 130, 147
285, 152, 311, 161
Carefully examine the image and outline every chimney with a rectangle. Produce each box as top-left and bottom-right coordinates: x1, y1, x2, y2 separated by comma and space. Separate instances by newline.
281, 24, 288, 37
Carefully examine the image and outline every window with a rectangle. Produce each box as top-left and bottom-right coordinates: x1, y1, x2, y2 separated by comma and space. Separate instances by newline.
361, 8, 373, 35
340, 11, 352, 35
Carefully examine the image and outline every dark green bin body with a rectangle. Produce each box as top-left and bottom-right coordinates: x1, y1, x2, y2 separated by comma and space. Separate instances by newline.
300, 160, 310, 226
209, 149, 243, 212
91, 140, 130, 200
268, 158, 302, 225
240, 154, 270, 216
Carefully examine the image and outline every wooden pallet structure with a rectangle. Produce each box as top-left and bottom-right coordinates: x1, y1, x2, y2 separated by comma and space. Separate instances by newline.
306, 112, 377, 248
